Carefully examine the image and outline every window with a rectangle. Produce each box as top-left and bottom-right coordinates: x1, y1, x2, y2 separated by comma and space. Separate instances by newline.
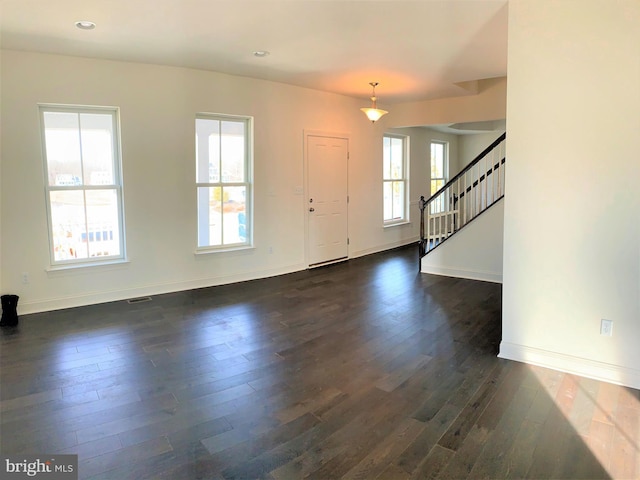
430, 141, 448, 213
40, 105, 125, 266
383, 134, 409, 224
196, 114, 252, 250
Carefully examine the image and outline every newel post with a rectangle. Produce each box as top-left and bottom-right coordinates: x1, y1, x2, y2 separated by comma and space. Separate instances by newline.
418, 195, 426, 260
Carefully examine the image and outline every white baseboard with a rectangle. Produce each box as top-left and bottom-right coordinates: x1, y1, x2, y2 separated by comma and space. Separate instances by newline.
351, 237, 418, 260
499, 341, 640, 390
421, 265, 502, 284
18, 263, 307, 315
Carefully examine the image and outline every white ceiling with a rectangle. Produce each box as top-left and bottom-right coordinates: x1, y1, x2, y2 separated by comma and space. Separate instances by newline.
0, 0, 508, 104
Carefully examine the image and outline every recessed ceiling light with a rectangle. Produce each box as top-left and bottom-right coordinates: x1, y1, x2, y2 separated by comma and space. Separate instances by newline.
75, 21, 96, 30
253, 51, 270, 58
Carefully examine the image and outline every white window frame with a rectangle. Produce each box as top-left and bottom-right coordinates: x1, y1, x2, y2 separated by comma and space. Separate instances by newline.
430, 140, 449, 214
39, 104, 126, 268
195, 113, 253, 252
383, 133, 410, 225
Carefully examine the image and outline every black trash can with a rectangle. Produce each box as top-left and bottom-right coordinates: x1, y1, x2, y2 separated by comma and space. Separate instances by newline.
1, 295, 19, 327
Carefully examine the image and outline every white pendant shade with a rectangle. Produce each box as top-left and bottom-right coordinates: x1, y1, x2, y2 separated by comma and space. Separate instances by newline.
361, 107, 388, 123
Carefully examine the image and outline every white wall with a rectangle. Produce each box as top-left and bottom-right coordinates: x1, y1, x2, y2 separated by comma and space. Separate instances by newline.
458, 130, 505, 170
0, 50, 505, 314
501, 0, 640, 388
422, 199, 504, 283
392, 77, 507, 128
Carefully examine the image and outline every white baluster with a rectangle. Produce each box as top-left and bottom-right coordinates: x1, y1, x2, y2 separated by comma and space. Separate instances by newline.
464, 170, 469, 226
498, 150, 502, 197
456, 178, 460, 231
473, 163, 477, 218
483, 154, 487, 211
493, 149, 497, 203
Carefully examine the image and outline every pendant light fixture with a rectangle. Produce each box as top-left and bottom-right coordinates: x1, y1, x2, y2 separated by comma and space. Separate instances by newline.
360, 82, 388, 123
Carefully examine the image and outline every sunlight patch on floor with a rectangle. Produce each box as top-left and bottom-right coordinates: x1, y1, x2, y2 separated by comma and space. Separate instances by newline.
528, 364, 640, 479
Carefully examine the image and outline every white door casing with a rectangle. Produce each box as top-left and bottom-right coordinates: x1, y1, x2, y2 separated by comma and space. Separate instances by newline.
305, 133, 349, 266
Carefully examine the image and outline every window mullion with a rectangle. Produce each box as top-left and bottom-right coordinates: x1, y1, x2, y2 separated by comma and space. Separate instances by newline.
218, 123, 224, 245
220, 186, 226, 245
81, 189, 90, 258
392, 181, 396, 220
392, 180, 395, 220
76, 113, 92, 259
77, 113, 86, 186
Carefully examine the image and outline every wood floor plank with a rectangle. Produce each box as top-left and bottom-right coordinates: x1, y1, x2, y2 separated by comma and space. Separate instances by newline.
214, 414, 320, 479
79, 435, 173, 479
411, 370, 466, 423
409, 444, 454, 480
437, 359, 510, 451
268, 388, 395, 479
216, 412, 323, 479
56, 434, 123, 461
586, 418, 615, 473
610, 404, 640, 479
525, 406, 574, 479
438, 421, 492, 479
341, 418, 426, 480
375, 353, 433, 393
524, 381, 558, 425
555, 372, 580, 417
592, 380, 620, 425
466, 383, 537, 479
500, 418, 543, 479
568, 376, 600, 435
0, 387, 62, 412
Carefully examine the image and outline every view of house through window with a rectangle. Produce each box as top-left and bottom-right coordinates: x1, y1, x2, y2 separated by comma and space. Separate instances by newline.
430, 140, 448, 213
40, 106, 125, 265
196, 114, 252, 249
383, 134, 408, 224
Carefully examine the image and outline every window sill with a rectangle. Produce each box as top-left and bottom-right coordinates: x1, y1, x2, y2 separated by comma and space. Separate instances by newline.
384, 221, 411, 229
194, 245, 255, 256
46, 258, 130, 274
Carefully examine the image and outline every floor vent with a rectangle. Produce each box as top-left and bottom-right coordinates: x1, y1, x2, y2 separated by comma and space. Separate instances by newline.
127, 296, 152, 304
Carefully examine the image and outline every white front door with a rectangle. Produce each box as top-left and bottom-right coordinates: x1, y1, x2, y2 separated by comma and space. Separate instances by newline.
306, 134, 348, 266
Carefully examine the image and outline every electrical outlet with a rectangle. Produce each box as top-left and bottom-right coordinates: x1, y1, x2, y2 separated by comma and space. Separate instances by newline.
21, 272, 29, 285
600, 319, 613, 337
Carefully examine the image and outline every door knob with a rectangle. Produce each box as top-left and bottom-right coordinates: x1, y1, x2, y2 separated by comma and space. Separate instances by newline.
309, 207, 315, 212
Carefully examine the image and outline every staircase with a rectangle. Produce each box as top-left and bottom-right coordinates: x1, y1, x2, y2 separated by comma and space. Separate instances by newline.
419, 133, 506, 260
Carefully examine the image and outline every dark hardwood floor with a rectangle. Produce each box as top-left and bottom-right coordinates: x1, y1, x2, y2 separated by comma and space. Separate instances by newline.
1, 245, 638, 479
